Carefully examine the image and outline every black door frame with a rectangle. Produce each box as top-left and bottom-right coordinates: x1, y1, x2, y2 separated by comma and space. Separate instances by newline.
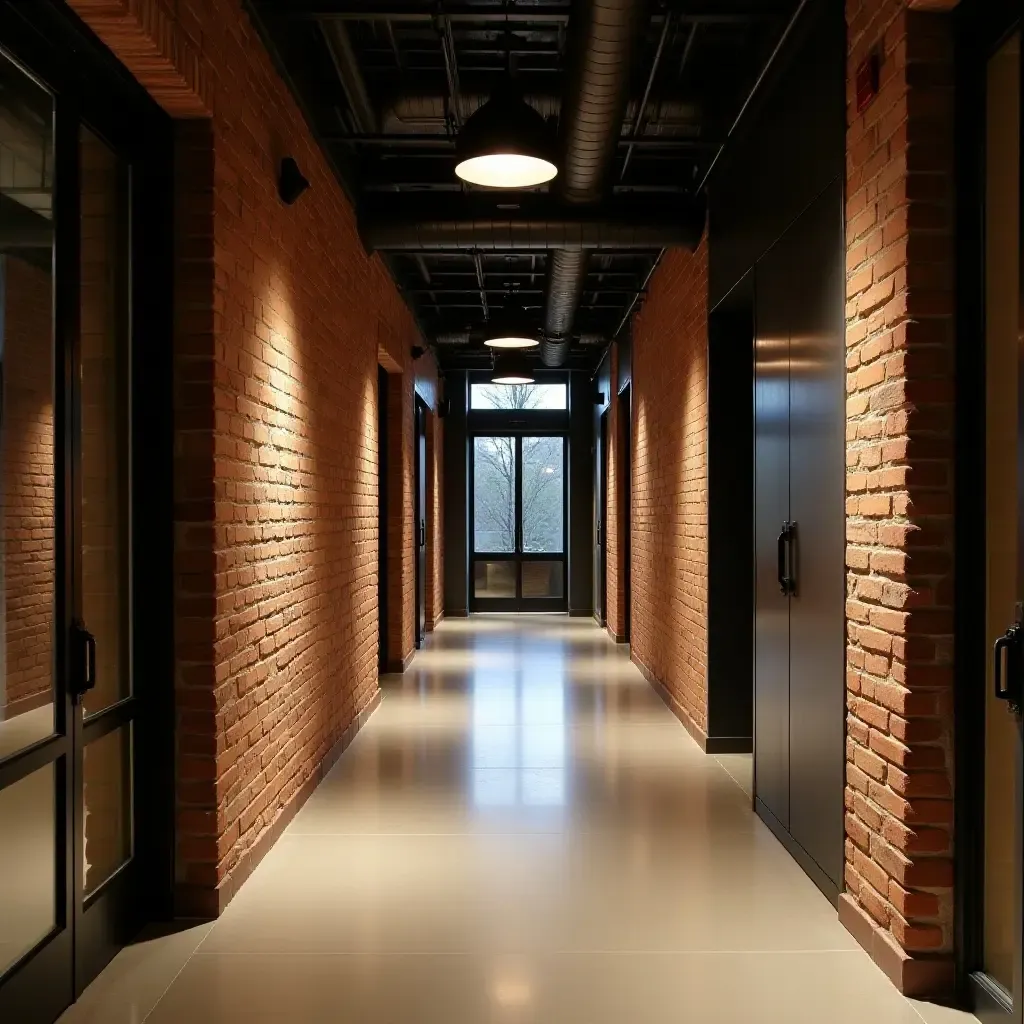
0, 4, 174, 1021
617, 382, 632, 643
414, 395, 427, 646
955, 0, 1023, 1015
377, 366, 389, 671
469, 431, 570, 613
596, 409, 608, 625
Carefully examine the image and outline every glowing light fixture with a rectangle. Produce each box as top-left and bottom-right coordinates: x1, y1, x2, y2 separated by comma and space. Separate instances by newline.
491, 351, 535, 385
455, 82, 558, 189
483, 297, 540, 349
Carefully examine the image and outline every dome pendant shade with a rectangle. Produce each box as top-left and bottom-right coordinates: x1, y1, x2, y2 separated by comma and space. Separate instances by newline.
483, 298, 540, 349
455, 84, 558, 188
491, 351, 536, 385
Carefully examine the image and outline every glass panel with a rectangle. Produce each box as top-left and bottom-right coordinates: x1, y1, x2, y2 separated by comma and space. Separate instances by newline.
473, 436, 515, 552
80, 127, 130, 716
0, 53, 55, 756
470, 383, 567, 411
521, 436, 564, 553
0, 764, 55, 976
521, 560, 564, 599
473, 560, 516, 599
983, 31, 1020, 994
84, 725, 132, 895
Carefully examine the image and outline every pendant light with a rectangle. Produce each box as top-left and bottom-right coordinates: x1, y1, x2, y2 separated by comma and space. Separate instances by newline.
455, 83, 558, 188
455, 7, 557, 189
483, 296, 540, 349
491, 351, 536, 385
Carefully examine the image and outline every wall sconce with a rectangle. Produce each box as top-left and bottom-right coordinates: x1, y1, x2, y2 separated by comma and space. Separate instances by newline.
278, 157, 310, 205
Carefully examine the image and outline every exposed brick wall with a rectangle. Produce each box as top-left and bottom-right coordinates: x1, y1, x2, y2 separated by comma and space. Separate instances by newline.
69, 0, 435, 915
631, 240, 710, 737
1, 257, 54, 717
604, 345, 627, 641
840, 0, 956, 998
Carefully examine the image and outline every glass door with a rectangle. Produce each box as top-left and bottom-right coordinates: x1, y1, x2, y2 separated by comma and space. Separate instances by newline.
981, 22, 1023, 1024
0, 49, 71, 1024
0, 7, 171, 1016
471, 434, 567, 611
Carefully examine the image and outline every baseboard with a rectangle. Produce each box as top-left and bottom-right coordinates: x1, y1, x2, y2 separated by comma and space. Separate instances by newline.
0, 689, 52, 721
838, 892, 955, 1000
386, 648, 416, 674
429, 610, 445, 630
605, 624, 628, 644
635, 657, 709, 751
756, 797, 839, 907
705, 735, 753, 754
447, 608, 469, 617
569, 607, 593, 617
175, 687, 382, 919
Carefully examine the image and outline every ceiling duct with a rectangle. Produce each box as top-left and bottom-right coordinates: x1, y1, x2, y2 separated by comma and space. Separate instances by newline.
380, 93, 701, 137
541, 0, 650, 367
360, 208, 704, 252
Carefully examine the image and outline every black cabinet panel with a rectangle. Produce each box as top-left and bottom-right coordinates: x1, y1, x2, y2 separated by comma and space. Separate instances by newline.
754, 246, 791, 829
754, 182, 844, 897
787, 182, 846, 889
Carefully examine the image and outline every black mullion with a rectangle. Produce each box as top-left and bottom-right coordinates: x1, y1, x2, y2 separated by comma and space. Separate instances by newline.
82, 697, 136, 744
0, 735, 70, 791
53, 82, 81, 986
515, 435, 523, 603
563, 434, 569, 603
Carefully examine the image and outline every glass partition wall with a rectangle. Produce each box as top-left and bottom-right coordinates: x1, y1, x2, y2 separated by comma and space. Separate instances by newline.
468, 379, 569, 612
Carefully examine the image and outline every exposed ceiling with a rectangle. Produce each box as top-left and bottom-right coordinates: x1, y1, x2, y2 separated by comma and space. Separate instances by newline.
248, 0, 800, 370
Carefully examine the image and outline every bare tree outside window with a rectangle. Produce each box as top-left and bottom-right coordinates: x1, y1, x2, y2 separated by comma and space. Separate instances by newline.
474, 432, 564, 554
470, 383, 567, 411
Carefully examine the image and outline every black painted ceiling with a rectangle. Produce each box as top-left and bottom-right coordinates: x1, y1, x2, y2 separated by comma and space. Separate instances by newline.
248, 0, 798, 369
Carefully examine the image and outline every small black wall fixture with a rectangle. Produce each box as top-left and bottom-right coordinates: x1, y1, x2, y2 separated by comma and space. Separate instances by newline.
411, 344, 426, 361
278, 157, 310, 205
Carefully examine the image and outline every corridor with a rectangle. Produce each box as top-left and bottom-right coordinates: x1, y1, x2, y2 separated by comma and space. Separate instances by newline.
59, 616, 966, 1024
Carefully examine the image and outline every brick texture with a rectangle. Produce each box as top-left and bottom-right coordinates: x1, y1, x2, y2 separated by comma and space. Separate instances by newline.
69, 0, 439, 914
842, 0, 956, 998
1, 257, 54, 718
631, 240, 710, 737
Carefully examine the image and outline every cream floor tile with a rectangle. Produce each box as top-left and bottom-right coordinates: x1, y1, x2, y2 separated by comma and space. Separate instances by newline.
145, 950, 922, 1024
715, 752, 754, 799
908, 1000, 981, 1024
55, 922, 214, 1024
199, 827, 853, 955
59, 614, 963, 1023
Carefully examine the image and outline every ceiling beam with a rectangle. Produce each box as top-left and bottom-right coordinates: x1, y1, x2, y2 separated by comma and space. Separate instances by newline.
255, 2, 768, 24
330, 133, 717, 149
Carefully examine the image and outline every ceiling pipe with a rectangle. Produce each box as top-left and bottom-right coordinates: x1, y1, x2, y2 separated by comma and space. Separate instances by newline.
379, 93, 702, 136
540, 0, 650, 367
611, 0, 813, 341
360, 209, 704, 251
322, 21, 378, 133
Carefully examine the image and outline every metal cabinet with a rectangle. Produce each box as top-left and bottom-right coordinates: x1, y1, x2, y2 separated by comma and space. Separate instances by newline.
753, 180, 846, 900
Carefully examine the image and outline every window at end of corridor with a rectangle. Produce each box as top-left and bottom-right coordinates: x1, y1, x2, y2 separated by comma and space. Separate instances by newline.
470, 383, 568, 411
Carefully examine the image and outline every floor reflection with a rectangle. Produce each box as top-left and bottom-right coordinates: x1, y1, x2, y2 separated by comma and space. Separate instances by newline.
55, 614, 975, 1024
470, 627, 567, 808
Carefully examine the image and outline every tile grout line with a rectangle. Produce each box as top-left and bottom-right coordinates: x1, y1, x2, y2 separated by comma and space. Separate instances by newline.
139, 926, 217, 1024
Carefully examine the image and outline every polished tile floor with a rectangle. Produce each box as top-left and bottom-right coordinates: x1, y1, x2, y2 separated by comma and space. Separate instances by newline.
59, 615, 977, 1023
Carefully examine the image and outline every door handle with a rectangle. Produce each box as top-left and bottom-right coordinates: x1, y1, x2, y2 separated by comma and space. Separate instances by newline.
70, 621, 97, 704
994, 623, 1022, 714
776, 522, 795, 596
419, 519, 425, 547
